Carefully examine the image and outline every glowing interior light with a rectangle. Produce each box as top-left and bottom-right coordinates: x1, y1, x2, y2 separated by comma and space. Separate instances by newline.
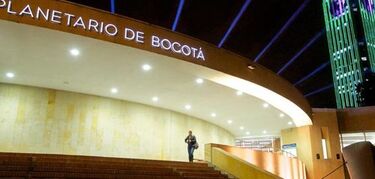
152, 96, 159, 102
142, 64, 152, 71
5, 72, 15, 78
196, 78, 204, 84
111, 88, 118, 94
236, 91, 243, 96
185, 104, 191, 110
70, 48, 80, 56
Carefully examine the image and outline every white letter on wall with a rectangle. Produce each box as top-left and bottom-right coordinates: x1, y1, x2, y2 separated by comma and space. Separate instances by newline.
36, 7, 49, 21
0, 0, 7, 8
19, 5, 34, 18
51, 10, 62, 24
88, 19, 99, 32
7, 1, 16, 14
124, 28, 135, 41
105, 24, 117, 36
151, 36, 160, 47
64, 13, 75, 26
135, 31, 144, 43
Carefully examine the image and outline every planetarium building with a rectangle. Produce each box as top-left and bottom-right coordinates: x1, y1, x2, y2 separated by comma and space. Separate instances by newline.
0, 0, 374, 179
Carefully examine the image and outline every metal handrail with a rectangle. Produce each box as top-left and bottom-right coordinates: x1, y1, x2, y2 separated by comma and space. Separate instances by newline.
279, 149, 297, 158
321, 161, 347, 179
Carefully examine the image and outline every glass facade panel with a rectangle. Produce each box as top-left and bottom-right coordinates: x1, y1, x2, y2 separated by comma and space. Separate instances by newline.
365, 132, 375, 144
235, 136, 278, 152
341, 132, 375, 148
323, 0, 375, 108
341, 132, 365, 148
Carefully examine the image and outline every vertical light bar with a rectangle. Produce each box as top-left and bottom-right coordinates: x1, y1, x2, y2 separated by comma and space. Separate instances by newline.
294, 61, 330, 86
322, 139, 328, 159
172, 0, 185, 31
110, 0, 115, 14
218, 0, 252, 48
277, 30, 324, 75
254, 0, 311, 62
304, 84, 333, 97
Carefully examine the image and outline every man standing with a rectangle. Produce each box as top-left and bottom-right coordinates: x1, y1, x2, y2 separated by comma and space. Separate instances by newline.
184, 130, 197, 162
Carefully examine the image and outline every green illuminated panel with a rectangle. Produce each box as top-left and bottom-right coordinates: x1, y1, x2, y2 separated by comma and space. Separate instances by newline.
323, 0, 363, 108
359, 1, 375, 70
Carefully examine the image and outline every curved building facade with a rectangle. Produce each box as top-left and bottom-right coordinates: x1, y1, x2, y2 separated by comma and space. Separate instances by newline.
5, 1, 373, 179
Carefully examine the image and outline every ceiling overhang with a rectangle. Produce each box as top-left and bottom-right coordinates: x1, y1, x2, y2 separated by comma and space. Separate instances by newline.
0, 0, 313, 136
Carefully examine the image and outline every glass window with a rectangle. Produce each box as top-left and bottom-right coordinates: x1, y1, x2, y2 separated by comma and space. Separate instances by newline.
341, 132, 365, 148
341, 132, 375, 148
365, 132, 375, 145
235, 136, 278, 152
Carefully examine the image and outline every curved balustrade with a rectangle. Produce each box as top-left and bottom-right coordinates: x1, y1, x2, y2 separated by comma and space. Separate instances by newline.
205, 144, 306, 179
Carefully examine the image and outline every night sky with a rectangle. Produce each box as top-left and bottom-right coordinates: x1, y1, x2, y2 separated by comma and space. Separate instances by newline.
67, 0, 336, 108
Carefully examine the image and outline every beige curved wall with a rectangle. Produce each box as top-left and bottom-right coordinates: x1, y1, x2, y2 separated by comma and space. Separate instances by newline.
0, 83, 234, 161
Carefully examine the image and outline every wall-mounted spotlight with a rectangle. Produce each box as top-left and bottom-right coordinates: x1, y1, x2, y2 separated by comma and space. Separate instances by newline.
247, 65, 256, 70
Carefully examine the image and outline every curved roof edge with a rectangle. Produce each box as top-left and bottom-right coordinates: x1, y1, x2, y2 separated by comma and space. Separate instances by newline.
0, 0, 312, 126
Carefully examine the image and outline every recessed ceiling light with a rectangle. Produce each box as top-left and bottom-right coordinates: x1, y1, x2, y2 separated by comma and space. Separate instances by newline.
263, 103, 269, 108
246, 131, 250, 135
142, 64, 152, 71
5, 72, 15, 78
262, 130, 267, 134
227, 120, 233, 124
111, 88, 118, 94
236, 91, 243, 96
70, 48, 80, 56
240, 126, 244, 130
152, 96, 159, 102
211, 113, 217, 117
280, 113, 285, 118
185, 104, 192, 110
288, 121, 293, 125
195, 78, 204, 84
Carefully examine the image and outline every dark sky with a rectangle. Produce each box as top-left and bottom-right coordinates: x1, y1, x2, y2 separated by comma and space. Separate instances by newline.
67, 0, 337, 108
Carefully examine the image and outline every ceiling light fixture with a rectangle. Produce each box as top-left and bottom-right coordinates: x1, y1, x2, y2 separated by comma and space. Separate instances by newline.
211, 113, 217, 117
5, 72, 15, 78
263, 103, 269, 108
288, 121, 293, 125
142, 64, 152, 71
280, 113, 285, 118
195, 78, 204, 84
236, 91, 243, 96
70, 48, 80, 56
240, 126, 244, 130
185, 104, 192, 110
262, 130, 267, 134
246, 131, 250, 135
111, 88, 118, 94
227, 120, 233, 124
152, 96, 159, 102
